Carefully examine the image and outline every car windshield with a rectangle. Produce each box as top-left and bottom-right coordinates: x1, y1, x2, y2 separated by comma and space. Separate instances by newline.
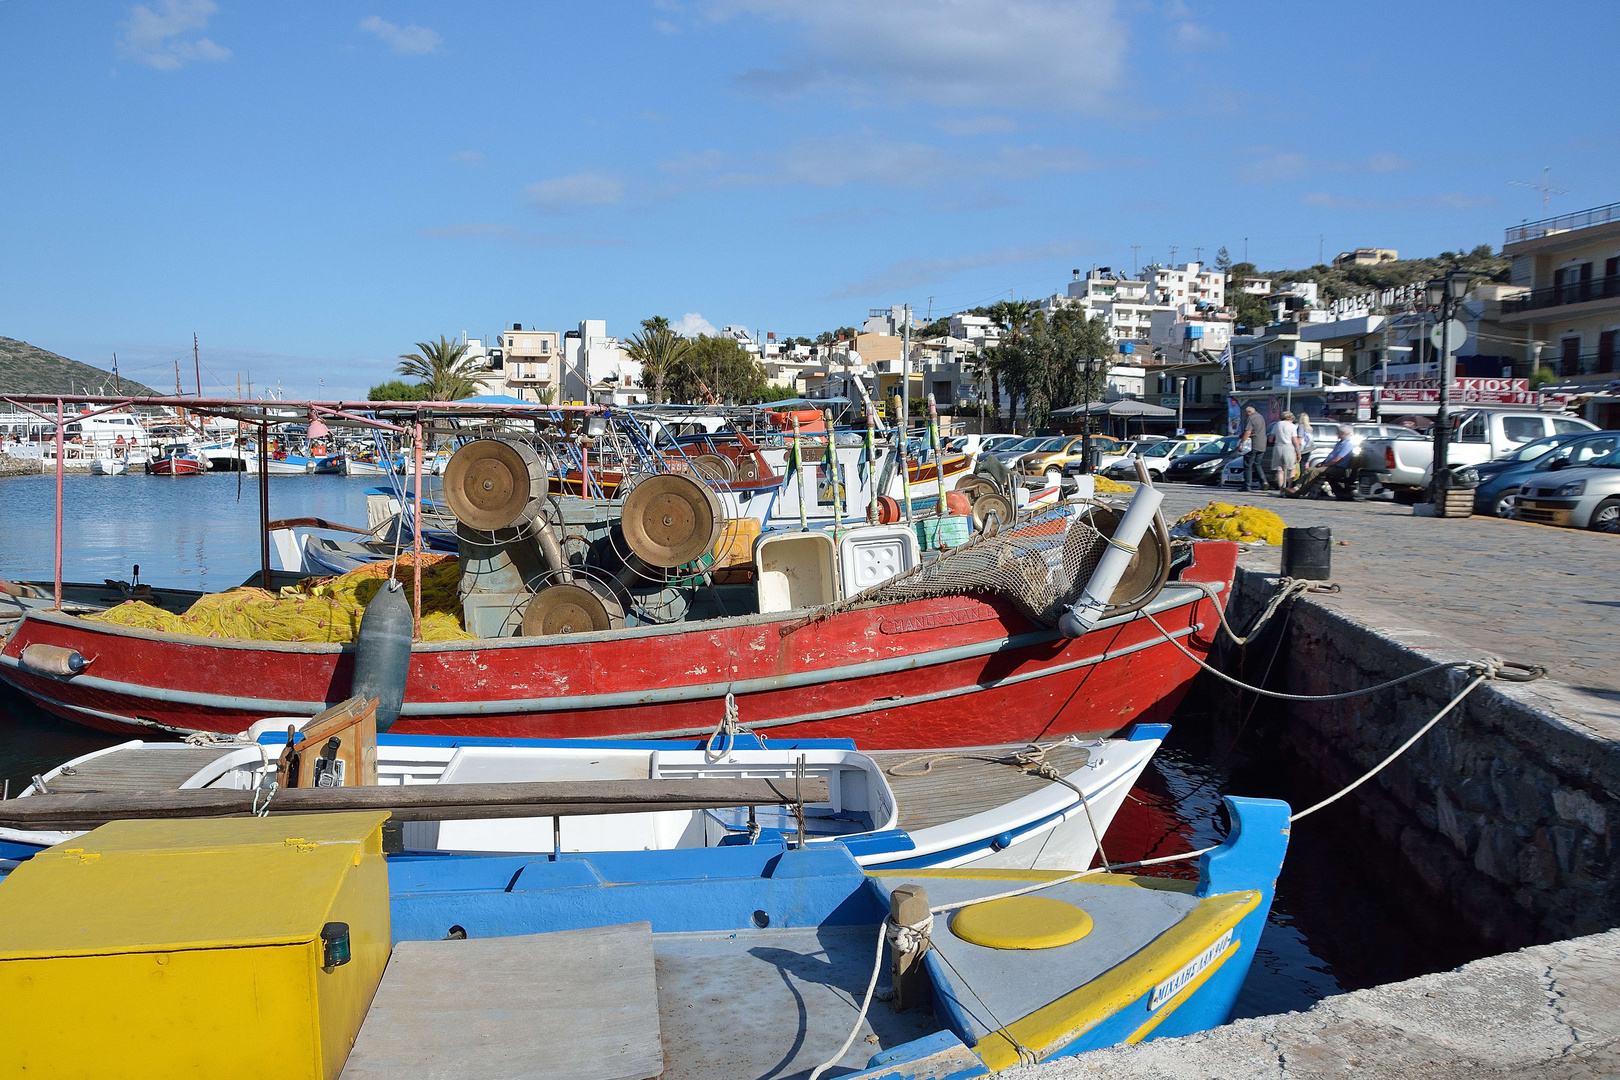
1035, 437, 1070, 451
1004, 437, 1042, 451
1206, 436, 1238, 453
1499, 435, 1567, 462
1142, 442, 1178, 457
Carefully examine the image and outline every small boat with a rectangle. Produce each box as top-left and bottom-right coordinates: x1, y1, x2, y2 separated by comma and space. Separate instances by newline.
144, 444, 205, 476
89, 457, 128, 476
0, 795, 1289, 1076
0, 724, 1167, 873
313, 453, 346, 474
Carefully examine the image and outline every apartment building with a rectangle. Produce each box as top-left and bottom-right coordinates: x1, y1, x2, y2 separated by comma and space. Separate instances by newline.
1141, 261, 1226, 311
562, 320, 644, 405
1500, 200, 1620, 424
498, 325, 560, 402
1333, 247, 1399, 269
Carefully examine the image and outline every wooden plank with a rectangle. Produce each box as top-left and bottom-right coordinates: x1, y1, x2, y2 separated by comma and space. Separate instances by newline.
866, 742, 1091, 832
38, 747, 239, 795
0, 776, 829, 831
341, 923, 662, 1080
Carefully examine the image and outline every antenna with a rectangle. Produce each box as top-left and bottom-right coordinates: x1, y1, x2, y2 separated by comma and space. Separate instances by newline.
1193, 246, 1203, 264
1131, 245, 1141, 277
1508, 167, 1568, 212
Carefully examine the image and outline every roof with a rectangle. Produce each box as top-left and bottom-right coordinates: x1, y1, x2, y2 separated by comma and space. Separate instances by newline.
1050, 399, 1178, 418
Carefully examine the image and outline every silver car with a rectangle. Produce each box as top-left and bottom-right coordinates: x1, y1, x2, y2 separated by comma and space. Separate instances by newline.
1515, 445, 1620, 532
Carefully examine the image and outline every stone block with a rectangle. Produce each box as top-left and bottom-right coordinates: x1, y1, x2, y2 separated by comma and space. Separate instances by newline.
1551, 787, 1610, 834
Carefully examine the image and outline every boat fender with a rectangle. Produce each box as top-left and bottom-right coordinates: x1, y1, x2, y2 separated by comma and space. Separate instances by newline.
1058, 483, 1165, 639
990, 831, 1014, 851
353, 579, 413, 733
19, 644, 90, 677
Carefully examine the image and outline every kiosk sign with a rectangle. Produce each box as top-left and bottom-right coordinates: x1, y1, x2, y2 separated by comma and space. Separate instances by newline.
1380, 378, 1533, 405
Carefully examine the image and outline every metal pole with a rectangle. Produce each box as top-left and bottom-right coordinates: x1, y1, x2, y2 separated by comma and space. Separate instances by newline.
258, 420, 270, 585
412, 420, 423, 641
900, 304, 911, 448
1081, 360, 1093, 474
53, 398, 64, 609
1177, 376, 1185, 433
1435, 303, 1453, 492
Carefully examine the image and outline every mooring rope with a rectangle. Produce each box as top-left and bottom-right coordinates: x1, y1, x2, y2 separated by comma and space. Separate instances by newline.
808, 647, 1538, 1073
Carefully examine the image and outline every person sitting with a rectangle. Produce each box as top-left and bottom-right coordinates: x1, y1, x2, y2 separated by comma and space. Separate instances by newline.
1320, 425, 1360, 500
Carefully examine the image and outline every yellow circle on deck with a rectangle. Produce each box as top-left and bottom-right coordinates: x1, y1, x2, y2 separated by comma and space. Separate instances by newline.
949, 896, 1094, 950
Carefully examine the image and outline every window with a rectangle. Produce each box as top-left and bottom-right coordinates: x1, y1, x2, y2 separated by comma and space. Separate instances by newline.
1552, 418, 1594, 434
1571, 437, 1618, 464
1454, 414, 1486, 443
1499, 416, 1544, 445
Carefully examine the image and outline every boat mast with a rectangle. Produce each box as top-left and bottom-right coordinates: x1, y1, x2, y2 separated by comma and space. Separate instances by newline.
193, 333, 202, 397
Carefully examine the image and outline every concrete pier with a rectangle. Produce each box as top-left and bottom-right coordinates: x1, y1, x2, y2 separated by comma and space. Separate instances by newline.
1020, 487, 1620, 1079
1016, 928, 1620, 1080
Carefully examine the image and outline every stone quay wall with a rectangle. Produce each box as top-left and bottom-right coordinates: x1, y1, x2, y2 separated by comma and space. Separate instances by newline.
0, 454, 43, 477
1219, 566, 1620, 949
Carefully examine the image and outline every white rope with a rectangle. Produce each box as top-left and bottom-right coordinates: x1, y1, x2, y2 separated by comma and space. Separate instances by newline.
807, 918, 888, 1080
1287, 671, 1488, 823
705, 691, 745, 762
251, 780, 278, 817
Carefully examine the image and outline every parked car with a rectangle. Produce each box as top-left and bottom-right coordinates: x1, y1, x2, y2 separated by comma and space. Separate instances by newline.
946, 432, 1026, 456
1364, 410, 1598, 503
1163, 436, 1243, 485
1088, 436, 1170, 476
981, 436, 1047, 467
1018, 434, 1127, 477
1514, 443, 1620, 532
1104, 436, 1224, 481
1221, 423, 1423, 489
1476, 431, 1620, 516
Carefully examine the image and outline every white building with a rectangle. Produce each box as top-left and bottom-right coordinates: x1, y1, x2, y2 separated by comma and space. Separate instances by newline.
1150, 310, 1236, 364
948, 314, 1002, 350
1038, 268, 1166, 354
1141, 262, 1226, 311
562, 320, 645, 406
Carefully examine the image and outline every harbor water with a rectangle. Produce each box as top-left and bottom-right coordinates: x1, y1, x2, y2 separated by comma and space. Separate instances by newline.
0, 472, 1491, 1018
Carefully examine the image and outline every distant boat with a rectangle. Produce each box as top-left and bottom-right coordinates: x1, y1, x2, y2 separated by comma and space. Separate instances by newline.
144, 445, 205, 476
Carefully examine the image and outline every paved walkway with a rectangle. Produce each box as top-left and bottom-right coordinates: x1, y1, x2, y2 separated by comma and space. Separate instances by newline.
1152, 483, 1620, 701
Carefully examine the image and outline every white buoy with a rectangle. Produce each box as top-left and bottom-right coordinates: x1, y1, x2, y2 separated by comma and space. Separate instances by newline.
1058, 483, 1163, 638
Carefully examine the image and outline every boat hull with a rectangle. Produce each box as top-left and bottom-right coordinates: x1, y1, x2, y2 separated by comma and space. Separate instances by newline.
0, 544, 1236, 747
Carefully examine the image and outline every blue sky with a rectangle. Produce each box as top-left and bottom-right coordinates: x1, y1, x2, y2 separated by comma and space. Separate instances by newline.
2, 1, 1615, 398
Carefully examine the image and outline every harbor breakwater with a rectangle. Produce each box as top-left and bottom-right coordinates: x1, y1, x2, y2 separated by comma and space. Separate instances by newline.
1214, 567, 1620, 949
0, 454, 43, 478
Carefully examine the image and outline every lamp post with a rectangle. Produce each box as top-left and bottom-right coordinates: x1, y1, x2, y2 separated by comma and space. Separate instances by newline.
1079, 356, 1103, 472
1427, 268, 1473, 494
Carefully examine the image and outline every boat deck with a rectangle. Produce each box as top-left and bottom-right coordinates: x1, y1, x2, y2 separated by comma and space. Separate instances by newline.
866, 741, 1092, 832
41, 746, 239, 794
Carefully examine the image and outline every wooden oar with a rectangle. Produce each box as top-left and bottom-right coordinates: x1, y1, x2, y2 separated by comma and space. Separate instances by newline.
0, 777, 830, 831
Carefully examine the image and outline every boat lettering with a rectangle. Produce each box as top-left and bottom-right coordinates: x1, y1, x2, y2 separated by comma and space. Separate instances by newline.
1148, 929, 1232, 1011
879, 607, 995, 635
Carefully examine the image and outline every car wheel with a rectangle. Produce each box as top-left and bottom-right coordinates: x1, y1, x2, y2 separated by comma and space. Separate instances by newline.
1490, 492, 1515, 518
1590, 497, 1620, 534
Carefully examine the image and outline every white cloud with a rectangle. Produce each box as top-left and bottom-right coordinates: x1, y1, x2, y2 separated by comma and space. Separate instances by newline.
830, 240, 1083, 299
1239, 149, 1414, 184
359, 15, 441, 56
119, 0, 231, 71
713, 0, 1127, 112
1171, 22, 1227, 50
449, 149, 484, 166
525, 173, 626, 212
673, 313, 719, 338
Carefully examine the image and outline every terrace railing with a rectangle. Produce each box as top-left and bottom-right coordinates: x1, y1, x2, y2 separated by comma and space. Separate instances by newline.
1505, 201, 1620, 244
1501, 273, 1620, 314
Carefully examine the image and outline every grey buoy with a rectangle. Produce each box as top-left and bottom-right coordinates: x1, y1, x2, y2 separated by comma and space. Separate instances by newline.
353, 578, 413, 733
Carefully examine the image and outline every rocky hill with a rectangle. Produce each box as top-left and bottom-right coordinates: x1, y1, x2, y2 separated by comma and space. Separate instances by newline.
0, 337, 159, 397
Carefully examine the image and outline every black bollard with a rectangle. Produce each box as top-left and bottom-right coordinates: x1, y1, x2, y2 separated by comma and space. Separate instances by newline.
1280, 526, 1332, 581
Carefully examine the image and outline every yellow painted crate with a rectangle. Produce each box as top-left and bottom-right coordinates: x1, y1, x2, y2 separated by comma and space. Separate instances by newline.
0, 811, 392, 1080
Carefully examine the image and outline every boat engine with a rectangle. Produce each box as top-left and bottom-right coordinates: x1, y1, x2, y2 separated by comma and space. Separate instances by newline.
442, 439, 624, 637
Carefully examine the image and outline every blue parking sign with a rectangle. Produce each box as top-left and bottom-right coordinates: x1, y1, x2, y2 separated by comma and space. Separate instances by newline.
1280, 354, 1300, 387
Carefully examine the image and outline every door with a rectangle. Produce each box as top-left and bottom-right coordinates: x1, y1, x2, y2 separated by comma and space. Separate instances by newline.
1599, 330, 1616, 375
1560, 337, 1582, 376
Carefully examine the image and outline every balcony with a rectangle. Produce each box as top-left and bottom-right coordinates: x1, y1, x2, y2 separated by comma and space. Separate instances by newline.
1505, 201, 1620, 244
1501, 274, 1620, 314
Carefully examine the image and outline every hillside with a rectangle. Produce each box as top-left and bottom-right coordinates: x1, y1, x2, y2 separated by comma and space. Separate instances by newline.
1237, 243, 1512, 303
0, 337, 159, 397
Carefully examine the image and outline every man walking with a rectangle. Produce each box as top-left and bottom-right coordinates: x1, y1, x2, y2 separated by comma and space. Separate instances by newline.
1241, 406, 1268, 491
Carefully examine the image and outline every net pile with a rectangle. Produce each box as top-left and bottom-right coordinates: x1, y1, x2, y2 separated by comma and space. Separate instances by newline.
862, 504, 1112, 627
85, 552, 475, 643
1173, 501, 1284, 545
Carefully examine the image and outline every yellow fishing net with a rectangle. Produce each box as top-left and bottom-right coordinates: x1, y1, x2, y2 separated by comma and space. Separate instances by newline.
1176, 501, 1285, 545
1092, 475, 1133, 494
86, 553, 475, 642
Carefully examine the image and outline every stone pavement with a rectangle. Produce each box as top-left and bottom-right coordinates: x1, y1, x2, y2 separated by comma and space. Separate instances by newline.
1151, 483, 1620, 701
1014, 928, 1620, 1080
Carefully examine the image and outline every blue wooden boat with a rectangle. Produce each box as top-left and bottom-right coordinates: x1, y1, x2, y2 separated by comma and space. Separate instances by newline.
368, 794, 1289, 1076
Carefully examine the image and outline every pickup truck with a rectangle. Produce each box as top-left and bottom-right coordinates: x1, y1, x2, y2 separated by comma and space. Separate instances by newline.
1363, 410, 1598, 503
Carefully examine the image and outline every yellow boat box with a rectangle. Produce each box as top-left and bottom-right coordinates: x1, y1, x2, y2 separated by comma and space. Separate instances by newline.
0, 811, 392, 1080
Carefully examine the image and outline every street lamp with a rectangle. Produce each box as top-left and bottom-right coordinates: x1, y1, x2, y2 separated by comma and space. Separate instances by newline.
1079, 356, 1104, 472
1427, 268, 1473, 496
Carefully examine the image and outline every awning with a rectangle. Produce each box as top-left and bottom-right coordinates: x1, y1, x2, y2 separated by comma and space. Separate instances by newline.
1050, 399, 1177, 419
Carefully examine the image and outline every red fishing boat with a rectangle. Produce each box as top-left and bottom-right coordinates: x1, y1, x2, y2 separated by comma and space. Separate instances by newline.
0, 541, 1234, 746
144, 446, 205, 475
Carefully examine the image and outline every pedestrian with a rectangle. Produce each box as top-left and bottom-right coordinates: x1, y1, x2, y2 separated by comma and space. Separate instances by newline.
1296, 412, 1315, 462
1271, 411, 1299, 494
1241, 405, 1268, 491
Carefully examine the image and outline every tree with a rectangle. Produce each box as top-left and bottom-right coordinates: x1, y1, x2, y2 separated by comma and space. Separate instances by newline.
625, 322, 690, 404
669, 335, 769, 403
1215, 246, 1232, 274
917, 316, 952, 339
395, 335, 482, 400
367, 379, 429, 401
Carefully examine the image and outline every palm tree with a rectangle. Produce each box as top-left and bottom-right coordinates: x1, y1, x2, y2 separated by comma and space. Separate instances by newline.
625, 322, 691, 404
395, 335, 481, 401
